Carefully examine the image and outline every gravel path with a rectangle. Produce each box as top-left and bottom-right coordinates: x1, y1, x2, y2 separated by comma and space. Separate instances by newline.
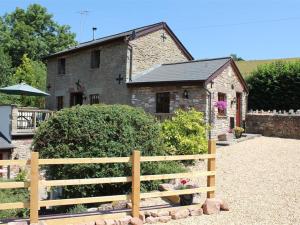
164, 136, 300, 225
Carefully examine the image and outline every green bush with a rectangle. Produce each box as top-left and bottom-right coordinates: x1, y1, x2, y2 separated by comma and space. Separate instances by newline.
246, 61, 300, 110
33, 104, 186, 199
161, 108, 208, 155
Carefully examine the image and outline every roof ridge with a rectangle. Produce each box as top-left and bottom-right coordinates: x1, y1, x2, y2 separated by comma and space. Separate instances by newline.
76, 22, 165, 46
162, 57, 231, 66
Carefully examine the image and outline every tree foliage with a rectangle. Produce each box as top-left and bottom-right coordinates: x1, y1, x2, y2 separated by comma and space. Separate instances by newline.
33, 105, 186, 200
161, 109, 208, 155
10, 54, 46, 107
0, 4, 77, 66
230, 53, 244, 61
246, 61, 300, 110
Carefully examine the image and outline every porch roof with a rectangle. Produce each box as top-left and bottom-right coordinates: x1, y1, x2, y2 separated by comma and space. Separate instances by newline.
128, 57, 231, 84
0, 133, 14, 150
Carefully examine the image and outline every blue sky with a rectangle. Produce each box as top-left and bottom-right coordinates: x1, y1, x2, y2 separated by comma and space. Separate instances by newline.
1, 0, 299, 60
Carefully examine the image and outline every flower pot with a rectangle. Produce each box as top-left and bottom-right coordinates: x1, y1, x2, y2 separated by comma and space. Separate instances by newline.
234, 132, 242, 139
179, 194, 193, 206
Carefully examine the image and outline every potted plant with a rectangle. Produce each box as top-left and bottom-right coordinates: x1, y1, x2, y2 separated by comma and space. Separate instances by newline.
233, 126, 244, 139
176, 179, 196, 206
214, 101, 227, 112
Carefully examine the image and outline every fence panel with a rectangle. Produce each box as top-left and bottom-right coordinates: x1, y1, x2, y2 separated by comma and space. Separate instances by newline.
0, 140, 216, 224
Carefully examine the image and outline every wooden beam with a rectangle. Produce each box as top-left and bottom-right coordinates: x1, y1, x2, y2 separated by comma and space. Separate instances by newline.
30, 152, 39, 224
40, 176, 132, 187
0, 160, 28, 166
38, 157, 131, 165
207, 139, 216, 198
131, 150, 141, 218
141, 186, 215, 199
140, 171, 215, 181
0, 202, 29, 210
0, 181, 29, 189
140, 154, 215, 162
39, 194, 131, 207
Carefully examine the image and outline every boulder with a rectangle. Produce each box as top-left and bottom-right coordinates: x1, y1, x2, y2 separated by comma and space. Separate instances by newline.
150, 210, 169, 217
170, 209, 190, 220
145, 217, 159, 224
129, 218, 143, 225
87, 207, 98, 212
188, 206, 203, 216
158, 216, 171, 223
117, 216, 132, 225
104, 219, 116, 225
202, 198, 221, 215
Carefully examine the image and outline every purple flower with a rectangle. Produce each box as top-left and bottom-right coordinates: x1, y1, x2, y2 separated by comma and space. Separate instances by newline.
214, 101, 227, 110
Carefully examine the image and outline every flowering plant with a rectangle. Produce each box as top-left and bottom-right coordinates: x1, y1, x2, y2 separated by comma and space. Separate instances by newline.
176, 178, 197, 190
214, 101, 227, 110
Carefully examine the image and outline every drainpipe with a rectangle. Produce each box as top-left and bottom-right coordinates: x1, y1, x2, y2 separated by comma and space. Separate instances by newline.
204, 84, 212, 140
128, 44, 133, 82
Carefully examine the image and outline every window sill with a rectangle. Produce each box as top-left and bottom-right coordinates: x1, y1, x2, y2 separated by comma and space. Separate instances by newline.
217, 115, 227, 119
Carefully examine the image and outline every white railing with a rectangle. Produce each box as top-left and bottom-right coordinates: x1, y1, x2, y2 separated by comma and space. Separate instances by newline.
12, 107, 53, 134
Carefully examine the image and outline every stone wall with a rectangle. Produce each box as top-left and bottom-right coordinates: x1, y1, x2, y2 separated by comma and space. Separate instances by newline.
11, 137, 33, 160
129, 29, 189, 76
46, 40, 129, 110
246, 110, 300, 139
131, 85, 207, 114
206, 64, 247, 138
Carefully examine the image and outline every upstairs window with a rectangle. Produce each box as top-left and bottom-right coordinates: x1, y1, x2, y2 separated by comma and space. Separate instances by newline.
90, 94, 100, 104
156, 92, 170, 113
56, 96, 64, 110
58, 58, 66, 74
91, 50, 100, 68
217, 92, 227, 116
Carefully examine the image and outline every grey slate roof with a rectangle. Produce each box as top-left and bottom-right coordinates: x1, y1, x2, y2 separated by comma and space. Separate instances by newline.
45, 22, 193, 59
129, 57, 231, 84
0, 133, 14, 150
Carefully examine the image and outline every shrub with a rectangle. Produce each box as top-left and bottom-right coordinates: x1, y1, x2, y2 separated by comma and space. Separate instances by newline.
161, 108, 208, 155
67, 204, 87, 214
246, 61, 300, 110
33, 104, 186, 200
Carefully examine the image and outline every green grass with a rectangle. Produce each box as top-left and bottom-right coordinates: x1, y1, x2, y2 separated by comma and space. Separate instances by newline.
236, 57, 300, 78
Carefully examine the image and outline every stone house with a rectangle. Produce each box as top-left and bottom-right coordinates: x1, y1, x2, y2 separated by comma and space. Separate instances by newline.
45, 22, 248, 138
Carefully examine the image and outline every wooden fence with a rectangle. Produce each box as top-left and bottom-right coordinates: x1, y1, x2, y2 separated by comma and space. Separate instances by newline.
0, 140, 216, 224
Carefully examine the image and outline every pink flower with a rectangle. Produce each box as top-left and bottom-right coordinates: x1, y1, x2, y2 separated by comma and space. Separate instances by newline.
214, 101, 227, 110
180, 179, 189, 185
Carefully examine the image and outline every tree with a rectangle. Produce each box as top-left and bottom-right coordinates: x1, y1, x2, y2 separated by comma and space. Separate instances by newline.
246, 61, 300, 110
0, 47, 13, 86
230, 54, 244, 61
12, 54, 46, 107
0, 4, 77, 66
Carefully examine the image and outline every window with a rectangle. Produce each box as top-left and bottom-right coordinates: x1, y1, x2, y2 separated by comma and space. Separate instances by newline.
156, 92, 170, 113
58, 58, 66, 74
90, 94, 100, 104
56, 96, 64, 110
91, 50, 100, 68
217, 92, 226, 116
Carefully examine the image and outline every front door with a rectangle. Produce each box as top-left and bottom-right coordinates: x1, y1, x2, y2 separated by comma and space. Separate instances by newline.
70, 92, 83, 106
236, 92, 242, 127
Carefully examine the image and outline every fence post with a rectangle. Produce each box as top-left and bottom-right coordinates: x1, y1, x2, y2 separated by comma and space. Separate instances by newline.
207, 139, 216, 198
30, 152, 39, 224
131, 150, 141, 218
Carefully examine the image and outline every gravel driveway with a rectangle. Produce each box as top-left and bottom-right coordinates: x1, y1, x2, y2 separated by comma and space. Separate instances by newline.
165, 136, 300, 225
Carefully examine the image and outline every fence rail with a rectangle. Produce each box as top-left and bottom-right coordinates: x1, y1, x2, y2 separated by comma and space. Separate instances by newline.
0, 140, 216, 224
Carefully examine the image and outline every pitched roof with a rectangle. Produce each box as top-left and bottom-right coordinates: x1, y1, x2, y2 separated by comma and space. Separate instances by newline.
45, 22, 193, 60
128, 57, 232, 84
0, 132, 14, 150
